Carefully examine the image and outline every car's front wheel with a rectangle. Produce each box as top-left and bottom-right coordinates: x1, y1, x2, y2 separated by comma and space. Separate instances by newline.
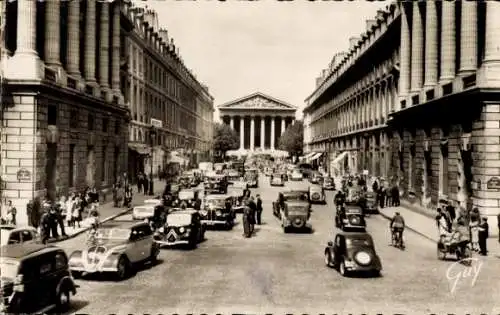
339, 260, 349, 277
115, 256, 129, 281
324, 250, 334, 268
56, 288, 71, 311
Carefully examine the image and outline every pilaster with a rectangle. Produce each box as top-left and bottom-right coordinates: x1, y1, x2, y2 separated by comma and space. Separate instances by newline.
250, 116, 255, 151
399, 2, 411, 100
67, 0, 81, 77
459, 0, 478, 74
410, 1, 424, 92
439, 0, 456, 83
260, 117, 265, 150
112, 3, 122, 95
239, 117, 244, 150
99, 2, 110, 90
270, 116, 276, 150
424, 0, 438, 87
45, 0, 61, 67
479, 1, 500, 87
84, 0, 97, 84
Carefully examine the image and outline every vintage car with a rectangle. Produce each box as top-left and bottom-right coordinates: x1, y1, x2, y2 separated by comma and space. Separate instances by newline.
322, 177, 336, 190
226, 170, 241, 184
281, 201, 311, 233
364, 191, 378, 214
154, 210, 205, 248
178, 175, 193, 189
309, 172, 323, 184
0, 225, 39, 246
132, 199, 165, 220
309, 185, 326, 204
244, 169, 259, 188
335, 205, 366, 231
69, 222, 159, 280
272, 190, 310, 218
200, 194, 235, 229
324, 232, 382, 277
270, 173, 285, 186
227, 186, 246, 213
204, 174, 228, 194
0, 244, 78, 313
176, 188, 201, 210
290, 169, 303, 181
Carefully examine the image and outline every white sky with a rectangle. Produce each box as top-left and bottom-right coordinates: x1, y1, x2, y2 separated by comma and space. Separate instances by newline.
133, 0, 387, 120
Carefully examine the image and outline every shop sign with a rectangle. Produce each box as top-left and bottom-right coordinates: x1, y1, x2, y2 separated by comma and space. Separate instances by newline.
17, 168, 31, 181
486, 177, 500, 190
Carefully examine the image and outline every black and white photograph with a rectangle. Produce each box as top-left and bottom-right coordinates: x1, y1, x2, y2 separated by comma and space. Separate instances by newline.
0, 0, 499, 314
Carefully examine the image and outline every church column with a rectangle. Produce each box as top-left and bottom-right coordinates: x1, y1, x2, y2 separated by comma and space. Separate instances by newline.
399, 2, 411, 102
281, 116, 286, 135
424, 0, 438, 88
239, 117, 245, 150
99, 2, 110, 89
440, 0, 456, 83
482, 1, 500, 84
250, 116, 255, 151
230, 116, 234, 130
459, 0, 477, 74
84, 0, 97, 84
260, 117, 265, 150
410, 1, 424, 92
45, 0, 61, 67
67, 0, 81, 77
270, 116, 276, 150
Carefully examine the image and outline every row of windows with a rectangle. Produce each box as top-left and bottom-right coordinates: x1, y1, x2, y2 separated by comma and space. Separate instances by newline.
47, 105, 121, 134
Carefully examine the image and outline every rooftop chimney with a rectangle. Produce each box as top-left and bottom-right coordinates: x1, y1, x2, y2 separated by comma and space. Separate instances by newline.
366, 19, 377, 31
349, 37, 360, 49
159, 29, 169, 42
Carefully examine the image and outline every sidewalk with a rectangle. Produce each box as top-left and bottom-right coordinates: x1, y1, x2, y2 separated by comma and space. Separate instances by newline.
378, 205, 500, 258
47, 179, 165, 243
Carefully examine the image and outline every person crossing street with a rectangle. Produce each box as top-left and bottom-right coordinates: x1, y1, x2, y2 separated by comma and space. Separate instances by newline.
255, 194, 263, 225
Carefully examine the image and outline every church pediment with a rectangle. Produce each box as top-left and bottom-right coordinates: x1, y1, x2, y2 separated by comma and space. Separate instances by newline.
218, 93, 296, 111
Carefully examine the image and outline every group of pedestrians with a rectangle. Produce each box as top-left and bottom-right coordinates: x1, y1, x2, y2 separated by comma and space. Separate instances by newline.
0, 200, 17, 225
242, 190, 263, 238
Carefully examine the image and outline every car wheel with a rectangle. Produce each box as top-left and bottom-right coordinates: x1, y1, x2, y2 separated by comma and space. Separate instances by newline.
339, 260, 348, 277
116, 256, 129, 281
324, 250, 334, 268
283, 226, 289, 233
56, 288, 71, 311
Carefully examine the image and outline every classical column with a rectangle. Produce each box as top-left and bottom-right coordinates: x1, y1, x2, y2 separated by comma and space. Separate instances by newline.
239, 117, 244, 150
250, 116, 255, 151
459, 1, 478, 74
440, 0, 456, 83
270, 116, 276, 150
482, 1, 500, 84
45, 0, 61, 67
410, 1, 424, 92
424, 0, 438, 87
112, 3, 121, 92
67, 0, 80, 77
229, 116, 234, 130
281, 117, 286, 135
260, 117, 265, 150
84, 0, 97, 83
399, 2, 411, 99
99, 2, 110, 89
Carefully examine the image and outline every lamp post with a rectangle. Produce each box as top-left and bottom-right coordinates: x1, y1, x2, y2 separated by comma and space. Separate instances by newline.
148, 126, 157, 196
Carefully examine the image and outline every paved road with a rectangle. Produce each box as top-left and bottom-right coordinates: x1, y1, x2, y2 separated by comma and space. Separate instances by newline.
58, 174, 500, 314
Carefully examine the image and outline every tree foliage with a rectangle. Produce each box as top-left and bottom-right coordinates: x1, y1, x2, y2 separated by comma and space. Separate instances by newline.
213, 123, 239, 156
278, 120, 303, 156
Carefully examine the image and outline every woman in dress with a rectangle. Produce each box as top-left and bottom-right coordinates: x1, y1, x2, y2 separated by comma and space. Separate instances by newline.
469, 208, 481, 251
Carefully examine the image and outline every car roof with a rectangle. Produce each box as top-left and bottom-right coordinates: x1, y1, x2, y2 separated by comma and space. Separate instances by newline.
336, 232, 372, 239
205, 194, 229, 200
310, 184, 322, 189
283, 189, 308, 194
1, 244, 62, 260
170, 210, 197, 215
285, 201, 309, 206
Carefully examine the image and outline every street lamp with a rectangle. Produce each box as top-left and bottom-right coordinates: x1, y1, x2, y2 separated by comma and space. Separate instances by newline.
148, 126, 157, 195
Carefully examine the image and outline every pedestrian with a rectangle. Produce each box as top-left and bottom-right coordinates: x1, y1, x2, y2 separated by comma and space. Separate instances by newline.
436, 208, 449, 237
497, 212, 500, 243
470, 208, 480, 251
26, 199, 35, 227
112, 182, 119, 207
73, 197, 82, 228
66, 194, 75, 227
48, 203, 59, 239
242, 201, 252, 238
143, 175, 149, 195
446, 200, 456, 223
40, 209, 51, 244
56, 196, 67, 237
255, 194, 263, 225
379, 185, 386, 209
5, 200, 17, 225
137, 173, 143, 194
248, 196, 257, 233
124, 187, 133, 208
478, 217, 489, 256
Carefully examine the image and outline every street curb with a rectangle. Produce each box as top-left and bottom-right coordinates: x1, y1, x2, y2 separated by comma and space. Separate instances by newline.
47, 208, 132, 244
378, 211, 438, 243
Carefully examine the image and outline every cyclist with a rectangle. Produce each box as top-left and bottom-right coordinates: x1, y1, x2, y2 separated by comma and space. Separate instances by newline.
390, 212, 405, 247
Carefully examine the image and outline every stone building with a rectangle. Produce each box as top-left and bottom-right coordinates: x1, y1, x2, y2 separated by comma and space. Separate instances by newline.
219, 92, 296, 156
305, 1, 500, 224
125, 7, 214, 180
304, 5, 400, 179
1, 0, 134, 225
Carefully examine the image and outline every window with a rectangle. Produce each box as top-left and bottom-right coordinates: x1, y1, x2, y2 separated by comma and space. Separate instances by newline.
21, 230, 34, 242
8, 232, 21, 244
48, 105, 57, 125
55, 252, 67, 269
103, 118, 109, 132
88, 114, 94, 131
68, 144, 76, 187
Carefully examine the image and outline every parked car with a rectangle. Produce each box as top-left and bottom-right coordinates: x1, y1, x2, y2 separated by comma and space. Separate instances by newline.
0, 244, 77, 313
290, 169, 303, 181
68, 222, 160, 280
324, 232, 382, 277
322, 177, 335, 190
154, 210, 205, 248
281, 201, 311, 233
132, 199, 165, 220
335, 205, 366, 231
200, 194, 235, 229
309, 185, 326, 204
204, 174, 228, 194
270, 173, 285, 186
0, 225, 38, 246
272, 190, 310, 218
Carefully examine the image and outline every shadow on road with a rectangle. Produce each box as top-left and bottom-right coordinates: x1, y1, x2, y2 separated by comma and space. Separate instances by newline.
54, 299, 90, 315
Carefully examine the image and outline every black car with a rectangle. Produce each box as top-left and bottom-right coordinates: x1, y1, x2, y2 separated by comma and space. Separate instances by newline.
335, 205, 366, 231
200, 194, 235, 230
322, 177, 335, 190
272, 190, 310, 218
154, 210, 205, 249
324, 232, 382, 277
280, 201, 311, 233
0, 244, 77, 313
204, 174, 228, 194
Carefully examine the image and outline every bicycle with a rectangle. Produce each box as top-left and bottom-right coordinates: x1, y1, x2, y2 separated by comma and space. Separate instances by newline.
391, 227, 405, 249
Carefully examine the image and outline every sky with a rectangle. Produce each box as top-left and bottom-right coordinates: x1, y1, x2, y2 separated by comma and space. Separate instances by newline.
133, 0, 387, 120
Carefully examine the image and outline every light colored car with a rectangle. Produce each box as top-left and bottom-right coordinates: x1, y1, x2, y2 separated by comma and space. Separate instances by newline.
309, 185, 326, 204
68, 222, 159, 280
132, 199, 163, 220
270, 175, 285, 186
0, 225, 38, 246
290, 170, 303, 181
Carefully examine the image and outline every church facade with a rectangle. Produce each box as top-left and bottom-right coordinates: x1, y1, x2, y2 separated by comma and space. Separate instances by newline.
218, 92, 296, 156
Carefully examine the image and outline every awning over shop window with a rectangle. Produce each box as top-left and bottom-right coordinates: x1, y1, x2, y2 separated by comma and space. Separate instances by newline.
331, 151, 348, 165
304, 152, 316, 160
128, 143, 150, 155
310, 152, 323, 161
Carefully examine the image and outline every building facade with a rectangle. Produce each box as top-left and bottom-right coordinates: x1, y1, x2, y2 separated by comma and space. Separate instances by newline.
1, 0, 134, 225
305, 1, 500, 223
125, 7, 214, 180
219, 92, 296, 156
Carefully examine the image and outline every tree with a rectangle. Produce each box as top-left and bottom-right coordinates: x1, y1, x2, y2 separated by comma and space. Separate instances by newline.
278, 120, 303, 158
213, 123, 239, 159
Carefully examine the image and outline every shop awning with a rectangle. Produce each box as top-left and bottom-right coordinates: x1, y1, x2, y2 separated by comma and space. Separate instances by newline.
304, 152, 316, 160
331, 151, 348, 165
310, 152, 323, 161
128, 143, 150, 155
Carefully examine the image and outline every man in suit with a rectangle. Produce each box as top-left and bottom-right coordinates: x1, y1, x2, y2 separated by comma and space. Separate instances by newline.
256, 194, 263, 225
478, 217, 489, 256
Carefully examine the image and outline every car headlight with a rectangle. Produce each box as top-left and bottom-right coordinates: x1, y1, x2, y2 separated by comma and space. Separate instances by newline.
355, 251, 372, 265
179, 227, 186, 233
158, 227, 164, 233
216, 210, 222, 216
